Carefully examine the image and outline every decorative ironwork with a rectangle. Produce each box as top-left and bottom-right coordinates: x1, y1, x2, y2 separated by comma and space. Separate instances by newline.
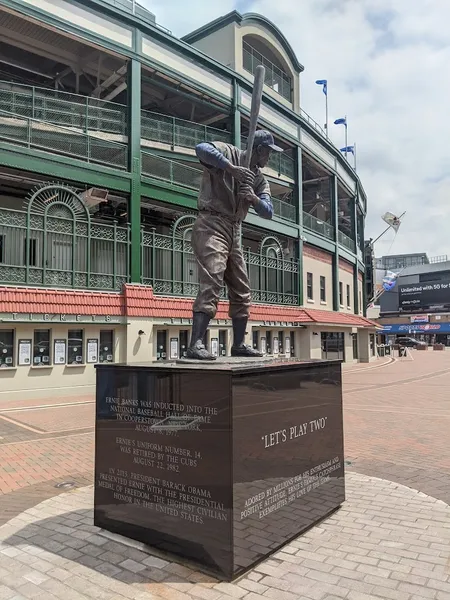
141, 226, 299, 305
26, 183, 90, 220
0, 182, 130, 291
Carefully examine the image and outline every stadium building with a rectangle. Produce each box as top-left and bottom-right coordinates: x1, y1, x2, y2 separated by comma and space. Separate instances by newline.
0, 0, 375, 400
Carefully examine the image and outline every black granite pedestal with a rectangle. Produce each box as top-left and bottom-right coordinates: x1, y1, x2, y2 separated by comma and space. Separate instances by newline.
94, 358, 345, 580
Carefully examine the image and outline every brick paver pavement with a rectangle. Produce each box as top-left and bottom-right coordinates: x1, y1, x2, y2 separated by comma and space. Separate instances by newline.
344, 350, 450, 504
1, 472, 450, 600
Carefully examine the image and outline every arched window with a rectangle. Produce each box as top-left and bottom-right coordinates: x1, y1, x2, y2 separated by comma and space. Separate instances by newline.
17, 184, 129, 290
243, 34, 293, 101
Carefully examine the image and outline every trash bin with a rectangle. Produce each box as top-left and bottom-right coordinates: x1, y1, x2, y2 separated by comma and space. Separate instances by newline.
378, 345, 385, 357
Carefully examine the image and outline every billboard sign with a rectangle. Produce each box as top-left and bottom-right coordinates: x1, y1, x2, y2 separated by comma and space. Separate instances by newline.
399, 280, 450, 311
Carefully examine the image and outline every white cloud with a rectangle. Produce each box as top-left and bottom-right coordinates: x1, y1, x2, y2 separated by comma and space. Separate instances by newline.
143, 0, 450, 259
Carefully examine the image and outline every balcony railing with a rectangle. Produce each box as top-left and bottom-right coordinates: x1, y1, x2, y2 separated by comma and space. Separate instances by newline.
272, 198, 296, 223
0, 81, 234, 155
302, 212, 335, 241
142, 230, 300, 305
141, 111, 231, 148
0, 207, 130, 291
267, 152, 295, 179
0, 206, 300, 301
0, 83, 127, 135
243, 42, 292, 102
0, 109, 128, 169
141, 152, 204, 191
338, 230, 356, 253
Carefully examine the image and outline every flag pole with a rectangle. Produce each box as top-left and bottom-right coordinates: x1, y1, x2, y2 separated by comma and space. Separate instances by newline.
325, 92, 329, 138
345, 115, 348, 159
369, 211, 406, 247
353, 142, 357, 170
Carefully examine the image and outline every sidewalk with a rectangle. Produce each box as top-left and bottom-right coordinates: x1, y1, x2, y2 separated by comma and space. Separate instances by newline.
1, 471, 450, 600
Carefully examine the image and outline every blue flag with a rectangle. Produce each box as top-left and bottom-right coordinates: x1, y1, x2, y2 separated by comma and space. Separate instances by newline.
382, 271, 398, 292
315, 79, 327, 96
340, 146, 354, 154
334, 117, 347, 126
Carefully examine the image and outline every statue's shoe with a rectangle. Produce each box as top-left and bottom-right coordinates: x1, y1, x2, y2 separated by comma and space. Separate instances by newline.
185, 342, 216, 361
231, 345, 264, 358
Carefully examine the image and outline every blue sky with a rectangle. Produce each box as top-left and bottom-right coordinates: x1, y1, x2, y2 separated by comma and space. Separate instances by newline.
143, 0, 450, 259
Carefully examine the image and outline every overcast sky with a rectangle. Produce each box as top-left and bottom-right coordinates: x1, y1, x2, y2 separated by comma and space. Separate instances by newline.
143, 0, 449, 259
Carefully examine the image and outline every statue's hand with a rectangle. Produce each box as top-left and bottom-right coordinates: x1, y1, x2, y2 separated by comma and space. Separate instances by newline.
239, 184, 259, 207
226, 164, 255, 186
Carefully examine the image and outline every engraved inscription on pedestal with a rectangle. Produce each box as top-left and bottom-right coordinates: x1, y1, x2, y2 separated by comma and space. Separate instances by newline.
95, 368, 233, 576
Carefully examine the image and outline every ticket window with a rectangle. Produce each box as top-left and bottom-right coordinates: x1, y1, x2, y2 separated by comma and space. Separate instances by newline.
179, 330, 189, 358
273, 336, 279, 355
290, 331, 296, 357
252, 330, 259, 352
219, 330, 227, 356
278, 331, 284, 355
266, 331, 272, 355
156, 330, 167, 361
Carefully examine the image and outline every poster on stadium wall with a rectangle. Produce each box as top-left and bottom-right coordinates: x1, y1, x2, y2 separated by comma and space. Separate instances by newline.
399, 280, 450, 311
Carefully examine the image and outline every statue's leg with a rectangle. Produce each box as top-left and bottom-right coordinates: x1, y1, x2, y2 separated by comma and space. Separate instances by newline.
224, 236, 263, 358
187, 218, 229, 360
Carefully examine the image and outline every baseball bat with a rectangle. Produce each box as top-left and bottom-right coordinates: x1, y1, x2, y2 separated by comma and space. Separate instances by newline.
243, 65, 265, 168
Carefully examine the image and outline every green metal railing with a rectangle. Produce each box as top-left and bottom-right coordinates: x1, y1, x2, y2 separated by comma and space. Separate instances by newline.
338, 230, 356, 253
141, 152, 204, 190
141, 112, 231, 148
0, 82, 299, 187
0, 109, 128, 169
141, 230, 300, 305
0, 82, 231, 148
0, 205, 300, 300
302, 212, 335, 240
272, 197, 296, 222
0, 83, 127, 134
267, 152, 295, 179
243, 42, 292, 102
0, 207, 130, 290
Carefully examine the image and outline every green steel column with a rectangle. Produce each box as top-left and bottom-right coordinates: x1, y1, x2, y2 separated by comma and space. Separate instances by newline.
128, 57, 142, 283
233, 80, 241, 148
353, 195, 359, 314
331, 174, 340, 312
296, 145, 303, 305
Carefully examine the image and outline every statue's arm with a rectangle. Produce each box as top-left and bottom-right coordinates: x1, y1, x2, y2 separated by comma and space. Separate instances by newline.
251, 176, 273, 220
252, 193, 273, 220
196, 142, 230, 170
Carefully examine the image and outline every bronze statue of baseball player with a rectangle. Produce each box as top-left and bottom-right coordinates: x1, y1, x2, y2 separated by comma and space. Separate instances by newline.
186, 130, 283, 360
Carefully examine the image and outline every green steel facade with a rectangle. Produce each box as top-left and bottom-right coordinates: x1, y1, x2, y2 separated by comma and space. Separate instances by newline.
0, 0, 367, 313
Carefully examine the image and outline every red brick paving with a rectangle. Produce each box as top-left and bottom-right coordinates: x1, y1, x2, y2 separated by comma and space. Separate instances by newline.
2, 403, 95, 433
0, 394, 93, 411
0, 433, 94, 495
344, 350, 450, 503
